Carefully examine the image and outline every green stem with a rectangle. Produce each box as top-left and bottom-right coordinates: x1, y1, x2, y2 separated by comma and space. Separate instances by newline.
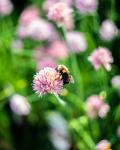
68, 92, 85, 111
70, 120, 95, 150
54, 93, 66, 105
110, 0, 116, 21
61, 27, 84, 99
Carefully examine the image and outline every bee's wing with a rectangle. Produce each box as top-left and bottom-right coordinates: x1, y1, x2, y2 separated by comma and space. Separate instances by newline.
69, 75, 74, 84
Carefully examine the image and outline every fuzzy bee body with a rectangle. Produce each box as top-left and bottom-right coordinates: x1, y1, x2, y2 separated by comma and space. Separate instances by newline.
56, 65, 74, 85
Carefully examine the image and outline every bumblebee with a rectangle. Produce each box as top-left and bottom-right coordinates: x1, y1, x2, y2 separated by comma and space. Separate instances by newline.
56, 65, 74, 85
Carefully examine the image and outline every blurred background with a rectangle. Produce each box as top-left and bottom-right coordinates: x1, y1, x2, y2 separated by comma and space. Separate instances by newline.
0, 0, 120, 149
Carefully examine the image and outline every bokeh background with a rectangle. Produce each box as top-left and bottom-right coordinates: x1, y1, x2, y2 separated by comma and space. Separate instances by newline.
0, 0, 120, 149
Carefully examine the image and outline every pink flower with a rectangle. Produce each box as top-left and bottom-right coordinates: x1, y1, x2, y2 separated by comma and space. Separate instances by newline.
0, 0, 13, 16
43, 0, 73, 12
10, 94, 31, 116
17, 18, 57, 41
66, 31, 87, 53
48, 41, 68, 59
27, 18, 53, 40
86, 95, 103, 118
19, 6, 40, 25
75, 0, 98, 13
43, 0, 57, 12
111, 75, 120, 89
17, 6, 41, 39
99, 20, 118, 41
88, 47, 113, 71
48, 2, 73, 27
96, 140, 111, 150
33, 67, 63, 95
86, 95, 109, 118
98, 104, 110, 118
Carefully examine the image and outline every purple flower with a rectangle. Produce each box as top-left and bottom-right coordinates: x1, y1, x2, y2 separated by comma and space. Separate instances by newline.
111, 75, 120, 90
10, 94, 31, 116
98, 104, 110, 118
48, 2, 73, 28
88, 47, 113, 71
27, 18, 54, 41
47, 112, 70, 150
99, 20, 118, 41
33, 67, 63, 96
86, 95, 109, 119
17, 18, 56, 41
66, 31, 87, 53
48, 41, 68, 58
19, 6, 40, 26
43, 0, 73, 12
96, 140, 111, 150
0, 0, 13, 16
75, 0, 98, 14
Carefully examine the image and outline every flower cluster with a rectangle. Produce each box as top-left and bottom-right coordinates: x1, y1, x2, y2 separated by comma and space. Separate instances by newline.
99, 20, 118, 41
88, 47, 113, 71
0, 0, 13, 16
86, 94, 109, 118
48, 2, 73, 29
17, 6, 57, 41
43, 0, 73, 12
66, 31, 87, 53
10, 94, 31, 116
111, 75, 120, 90
33, 67, 63, 96
75, 0, 98, 13
18, 6, 40, 25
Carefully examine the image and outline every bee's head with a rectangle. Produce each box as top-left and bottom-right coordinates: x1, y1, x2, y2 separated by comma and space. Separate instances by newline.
56, 65, 70, 74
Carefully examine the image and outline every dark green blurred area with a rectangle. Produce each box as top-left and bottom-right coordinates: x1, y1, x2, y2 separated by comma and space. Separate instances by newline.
0, 0, 120, 150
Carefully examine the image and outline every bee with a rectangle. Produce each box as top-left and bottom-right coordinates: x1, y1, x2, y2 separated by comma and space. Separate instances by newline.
56, 65, 74, 85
